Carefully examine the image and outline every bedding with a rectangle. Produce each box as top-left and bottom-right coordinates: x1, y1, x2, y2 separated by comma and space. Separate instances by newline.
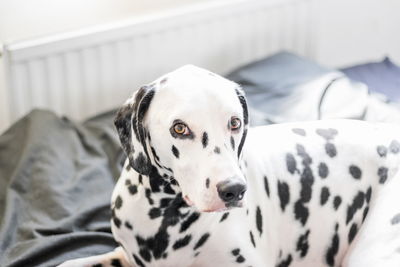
0, 110, 122, 267
227, 52, 400, 126
1, 51, 400, 267
341, 57, 400, 102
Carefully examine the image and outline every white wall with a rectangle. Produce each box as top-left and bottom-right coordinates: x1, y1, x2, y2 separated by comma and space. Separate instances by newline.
0, 0, 206, 42
314, 0, 400, 67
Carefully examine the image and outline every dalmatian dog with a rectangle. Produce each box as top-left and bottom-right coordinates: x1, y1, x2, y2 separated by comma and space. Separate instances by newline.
59, 65, 400, 267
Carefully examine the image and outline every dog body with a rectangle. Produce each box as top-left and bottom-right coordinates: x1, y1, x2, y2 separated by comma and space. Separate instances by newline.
60, 66, 400, 267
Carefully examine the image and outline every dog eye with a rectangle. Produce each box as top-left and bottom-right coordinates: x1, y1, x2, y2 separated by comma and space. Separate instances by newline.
173, 123, 189, 135
230, 117, 241, 130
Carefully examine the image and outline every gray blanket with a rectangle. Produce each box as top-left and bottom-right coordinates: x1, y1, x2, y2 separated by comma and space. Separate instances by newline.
0, 110, 123, 267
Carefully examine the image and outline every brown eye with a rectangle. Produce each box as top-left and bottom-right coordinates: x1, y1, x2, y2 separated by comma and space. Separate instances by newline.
174, 123, 188, 135
230, 117, 241, 130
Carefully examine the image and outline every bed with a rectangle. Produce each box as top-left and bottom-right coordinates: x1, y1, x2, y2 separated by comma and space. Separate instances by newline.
1, 1, 400, 266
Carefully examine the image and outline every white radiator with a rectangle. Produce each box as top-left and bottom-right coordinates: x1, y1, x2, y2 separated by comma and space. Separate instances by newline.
2, 0, 316, 131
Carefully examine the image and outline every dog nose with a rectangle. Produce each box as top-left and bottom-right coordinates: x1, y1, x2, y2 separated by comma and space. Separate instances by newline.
217, 179, 247, 203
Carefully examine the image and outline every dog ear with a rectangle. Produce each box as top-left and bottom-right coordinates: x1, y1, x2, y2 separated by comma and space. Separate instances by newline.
114, 85, 155, 175
235, 86, 249, 158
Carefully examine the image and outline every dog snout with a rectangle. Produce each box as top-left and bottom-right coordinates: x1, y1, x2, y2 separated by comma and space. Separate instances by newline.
217, 179, 247, 203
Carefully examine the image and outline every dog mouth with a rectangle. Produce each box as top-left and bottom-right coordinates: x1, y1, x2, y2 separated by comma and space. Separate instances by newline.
183, 195, 244, 212
183, 195, 194, 206
183, 195, 243, 213
202, 202, 242, 213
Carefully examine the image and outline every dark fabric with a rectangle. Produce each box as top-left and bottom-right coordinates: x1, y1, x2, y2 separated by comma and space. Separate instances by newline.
0, 110, 124, 267
341, 57, 400, 102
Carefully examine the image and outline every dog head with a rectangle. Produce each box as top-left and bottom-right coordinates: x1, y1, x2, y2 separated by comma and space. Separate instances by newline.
115, 65, 249, 212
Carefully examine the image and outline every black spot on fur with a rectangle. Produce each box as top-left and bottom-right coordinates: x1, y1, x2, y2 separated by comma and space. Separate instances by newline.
149, 208, 162, 219
202, 132, 208, 148
286, 153, 297, 174
237, 128, 248, 158
378, 166, 388, 184
294, 201, 309, 226
316, 128, 338, 140
133, 193, 189, 261
114, 104, 134, 163
365, 186, 372, 203
235, 88, 249, 125
145, 188, 154, 205
173, 234, 192, 250
325, 143, 337, 157
391, 213, 400, 225
256, 206, 263, 236
113, 217, 121, 228
150, 146, 160, 162
349, 165, 362, 180
111, 260, 122, 267
112, 209, 122, 228
320, 187, 330, 206
232, 248, 240, 256
326, 224, 340, 266
220, 212, 229, 222
160, 198, 173, 208
132, 152, 152, 176
249, 231, 256, 248
128, 184, 138, 195
205, 178, 210, 188
138, 175, 143, 184
296, 144, 312, 165
294, 144, 314, 226
163, 182, 176, 195
115, 195, 123, 209
276, 254, 292, 267
264, 176, 270, 197
376, 145, 387, 157
122, 221, 132, 231
139, 248, 151, 262
230, 136, 235, 150
348, 223, 358, 244
180, 212, 200, 233
292, 128, 306, 136
171, 145, 180, 159
236, 255, 245, 263
214, 146, 220, 154
390, 140, 400, 154
93, 264, 103, 267
318, 162, 329, 178
296, 145, 314, 203
362, 206, 369, 222
194, 233, 210, 250
277, 181, 290, 212
133, 253, 145, 267
296, 229, 310, 258
346, 191, 365, 224
333, 196, 342, 210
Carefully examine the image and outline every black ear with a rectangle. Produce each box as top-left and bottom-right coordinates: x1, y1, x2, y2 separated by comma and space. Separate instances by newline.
114, 85, 155, 175
235, 86, 249, 158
